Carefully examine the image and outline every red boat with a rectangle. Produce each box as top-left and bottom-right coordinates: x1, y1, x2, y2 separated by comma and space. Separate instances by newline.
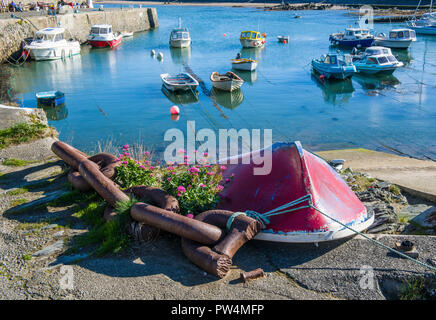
218, 142, 374, 243
87, 24, 122, 48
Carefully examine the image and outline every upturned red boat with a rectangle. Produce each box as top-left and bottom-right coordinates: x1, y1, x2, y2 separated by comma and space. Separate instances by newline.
218, 142, 374, 243
87, 24, 122, 48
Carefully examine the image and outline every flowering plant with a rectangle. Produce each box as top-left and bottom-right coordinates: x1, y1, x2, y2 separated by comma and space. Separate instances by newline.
114, 146, 229, 216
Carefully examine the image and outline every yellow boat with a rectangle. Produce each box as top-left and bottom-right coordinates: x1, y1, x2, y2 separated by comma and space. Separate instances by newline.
239, 31, 266, 48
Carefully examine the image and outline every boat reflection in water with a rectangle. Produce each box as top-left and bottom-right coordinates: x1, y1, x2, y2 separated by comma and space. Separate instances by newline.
311, 73, 354, 105
161, 85, 199, 105
240, 47, 265, 61
232, 69, 258, 85
354, 74, 400, 94
39, 103, 68, 121
170, 47, 191, 65
392, 49, 414, 66
211, 87, 244, 109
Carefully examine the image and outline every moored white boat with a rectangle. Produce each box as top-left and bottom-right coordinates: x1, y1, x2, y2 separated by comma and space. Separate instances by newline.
160, 73, 199, 92
24, 27, 80, 61
210, 71, 244, 92
87, 24, 122, 48
374, 29, 416, 49
230, 58, 258, 71
121, 31, 134, 38
407, 10, 436, 35
352, 46, 404, 75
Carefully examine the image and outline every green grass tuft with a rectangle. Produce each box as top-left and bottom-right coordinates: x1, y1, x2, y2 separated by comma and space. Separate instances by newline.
0, 122, 49, 150
10, 198, 28, 207
2, 158, 37, 167
73, 197, 138, 256
400, 278, 427, 300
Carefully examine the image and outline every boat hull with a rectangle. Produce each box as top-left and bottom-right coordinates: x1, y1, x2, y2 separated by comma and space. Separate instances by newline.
311, 60, 356, 80
211, 80, 244, 92
374, 38, 414, 49
410, 26, 436, 35
217, 142, 373, 243
354, 63, 402, 75
330, 37, 375, 48
231, 59, 257, 71
170, 39, 191, 48
240, 38, 265, 48
88, 36, 122, 48
25, 44, 80, 61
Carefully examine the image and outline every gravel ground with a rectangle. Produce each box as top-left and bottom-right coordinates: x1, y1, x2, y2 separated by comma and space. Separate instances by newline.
1, 158, 435, 300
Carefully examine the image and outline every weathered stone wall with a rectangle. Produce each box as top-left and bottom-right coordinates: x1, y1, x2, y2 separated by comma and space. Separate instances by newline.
0, 8, 158, 63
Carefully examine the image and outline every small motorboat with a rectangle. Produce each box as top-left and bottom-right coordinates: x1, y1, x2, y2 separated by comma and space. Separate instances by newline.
374, 29, 416, 49
217, 141, 374, 243
210, 71, 244, 92
240, 31, 266, 48
24, 27, 80, 61
121, 31, 134, 38
407, 12, 436, 35
230, 58, 258, 71
329, 27, 375, 48
311, 52, 357, 80
352, 46, 404, 75
169, 19, 191, 48
160, 73, 199, 92
87, 24, 122, 48
36, 91, 65, 107
277, 35, 290, 43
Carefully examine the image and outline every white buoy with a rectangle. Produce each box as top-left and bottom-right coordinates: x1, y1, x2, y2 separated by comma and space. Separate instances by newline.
157, 52, 163, 60
150, 49, 156, 56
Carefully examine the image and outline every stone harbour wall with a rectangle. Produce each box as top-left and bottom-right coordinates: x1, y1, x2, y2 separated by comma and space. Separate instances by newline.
0, 8, 158, 63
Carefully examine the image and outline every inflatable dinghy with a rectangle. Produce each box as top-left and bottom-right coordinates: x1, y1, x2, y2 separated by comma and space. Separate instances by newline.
218, 142, 374, 243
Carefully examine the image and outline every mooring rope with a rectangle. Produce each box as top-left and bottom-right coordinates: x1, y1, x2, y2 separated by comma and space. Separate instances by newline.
227, 194, 436, 273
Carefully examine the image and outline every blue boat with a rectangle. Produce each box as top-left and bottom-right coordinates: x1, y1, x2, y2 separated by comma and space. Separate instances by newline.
329, 27, 375, 48
36, 91, 65, 107
311, 52, 357, 80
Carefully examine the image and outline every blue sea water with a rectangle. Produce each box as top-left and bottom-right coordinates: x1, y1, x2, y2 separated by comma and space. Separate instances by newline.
10, 5, 436, 159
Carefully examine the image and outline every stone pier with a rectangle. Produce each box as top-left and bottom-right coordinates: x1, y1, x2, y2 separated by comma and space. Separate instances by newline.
0, 7, 158, 63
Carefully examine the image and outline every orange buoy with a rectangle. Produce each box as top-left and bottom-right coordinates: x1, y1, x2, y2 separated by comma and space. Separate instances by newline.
262, 32, 267, 38
170, 105, 180, 115
223, 33, 227, 37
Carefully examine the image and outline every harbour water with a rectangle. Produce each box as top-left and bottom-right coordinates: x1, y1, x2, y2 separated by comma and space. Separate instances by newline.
9, 5, 436, 159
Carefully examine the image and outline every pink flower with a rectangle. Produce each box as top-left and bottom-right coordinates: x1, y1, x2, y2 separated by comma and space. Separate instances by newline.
203, 152, 208, 157
123, 144, 129, 150
167, 161, 174, 166
189, 167, 199, 174
199, 183, 206, 188
171, 171, 176, 175
144, 151, 151, 157
144, 160, 150, 165
188, 184, 192, 188
220, 166, 227, 171
122, 161, 128, 165
177, 185, 186, 193
139, 165, 146, 169
207, 171, 215, 176
178, 149, 186, 154
167, 166, 175, 171
167, 177, 172, 182
225, 178, 230, 183
149, 166, 155, 170
187, 213, 194, 219
216, 185, 224, 191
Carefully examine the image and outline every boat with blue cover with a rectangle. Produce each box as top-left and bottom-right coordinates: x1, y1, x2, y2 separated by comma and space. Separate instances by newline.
36, 91, 65, 107
311, 52, 357, 80
329, 27, 375, 48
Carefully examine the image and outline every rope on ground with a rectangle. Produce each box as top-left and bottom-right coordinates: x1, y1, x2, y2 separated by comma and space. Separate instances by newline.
228, 194, 436, 273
